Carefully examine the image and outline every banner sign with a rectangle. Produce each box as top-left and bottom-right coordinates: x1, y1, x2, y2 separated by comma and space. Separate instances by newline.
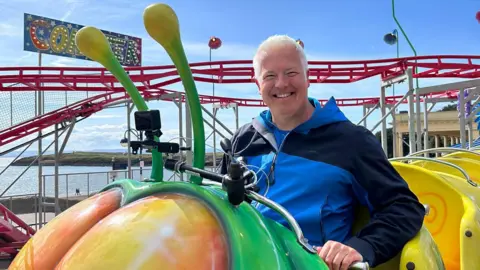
23, 13, 142, 66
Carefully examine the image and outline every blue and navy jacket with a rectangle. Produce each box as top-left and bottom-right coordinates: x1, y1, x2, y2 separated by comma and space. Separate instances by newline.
220, 97, 425, 266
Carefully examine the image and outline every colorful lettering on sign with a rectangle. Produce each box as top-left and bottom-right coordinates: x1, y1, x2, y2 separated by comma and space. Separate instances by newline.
65, 28, 84, 57
127, 39, 141, 65
50, 25, 69, 53
29, 19, 50, 50
24, 13, 142, 66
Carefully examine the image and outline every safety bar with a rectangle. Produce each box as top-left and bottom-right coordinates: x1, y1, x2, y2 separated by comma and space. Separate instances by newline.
389, 156, 477, 187
407, 147, 480, 157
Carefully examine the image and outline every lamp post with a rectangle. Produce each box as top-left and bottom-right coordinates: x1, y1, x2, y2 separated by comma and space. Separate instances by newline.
208, 36, 222, 97
383, 29, 399, 98
383, 29, 400, 158
120, 129, 143, 180
208, 36, 222, 168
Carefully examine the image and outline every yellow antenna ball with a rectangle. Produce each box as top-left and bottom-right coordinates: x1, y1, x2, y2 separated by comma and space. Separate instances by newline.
143, 3, 180, 49
75, 26, 113, 67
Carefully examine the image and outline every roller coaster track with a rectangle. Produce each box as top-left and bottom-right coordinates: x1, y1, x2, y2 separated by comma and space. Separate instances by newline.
1, 55, 480, 146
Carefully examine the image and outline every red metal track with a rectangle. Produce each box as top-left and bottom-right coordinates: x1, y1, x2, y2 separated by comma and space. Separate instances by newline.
0, 203, 35, 258
1, 55, 480, 91
0, 55, 478, 146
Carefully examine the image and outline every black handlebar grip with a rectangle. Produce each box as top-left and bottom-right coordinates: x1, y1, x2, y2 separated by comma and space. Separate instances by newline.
225, 163, 245, 206
164, 159, 180, 171
228, 163, 242, 180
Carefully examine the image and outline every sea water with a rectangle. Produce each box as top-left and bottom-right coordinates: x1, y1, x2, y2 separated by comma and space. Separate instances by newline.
0, 157, 176, 197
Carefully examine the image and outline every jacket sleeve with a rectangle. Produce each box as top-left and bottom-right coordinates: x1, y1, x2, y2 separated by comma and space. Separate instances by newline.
345, 128, 425, 267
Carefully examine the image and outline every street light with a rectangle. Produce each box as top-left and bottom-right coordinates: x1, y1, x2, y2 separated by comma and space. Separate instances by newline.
208, 36, 222, 98
383, 29, 400, 99
120, 137, 129, 147
208, 36, 222, 169
383, 29, 399, 57
119, 129, 140, 147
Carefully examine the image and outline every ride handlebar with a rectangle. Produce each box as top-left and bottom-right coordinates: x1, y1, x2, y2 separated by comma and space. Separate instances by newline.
164, 159, 224, 183
164, 158, 369, 270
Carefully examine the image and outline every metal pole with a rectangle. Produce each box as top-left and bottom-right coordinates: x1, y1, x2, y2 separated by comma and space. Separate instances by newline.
415, 88, 422, 151
213, 108, 217, 168
362, 105, 368, 127
358, 104, 379, 126
392, 106, 397, 157
37, 52, 43, 228
177, 93, 184, 181
54, 123, 59, 215
468, 119, 473, 148
210, 48, 217, 169
234, 104, 239, 130
459, 89, 466, 148
407, 69, 416, 154
370, 90, 410, 132
423, 97, 429, 157
127, 101, 132, 178
380, 86, 388, 155
185, 98, 193, 166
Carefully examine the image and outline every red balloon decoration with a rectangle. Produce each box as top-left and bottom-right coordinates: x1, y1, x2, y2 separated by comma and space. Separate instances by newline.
208, 36, 222, 50
296, 39, 304, 48
476, 11, 480, 23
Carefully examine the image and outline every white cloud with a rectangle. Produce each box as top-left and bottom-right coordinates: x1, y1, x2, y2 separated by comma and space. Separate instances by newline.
0, 23, 21, 37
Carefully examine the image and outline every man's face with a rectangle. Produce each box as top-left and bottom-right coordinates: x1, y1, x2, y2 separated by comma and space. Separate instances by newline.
256, 44, 309, 118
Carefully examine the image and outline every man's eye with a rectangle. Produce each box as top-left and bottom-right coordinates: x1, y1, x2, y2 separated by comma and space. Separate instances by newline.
288, 72, 298, 76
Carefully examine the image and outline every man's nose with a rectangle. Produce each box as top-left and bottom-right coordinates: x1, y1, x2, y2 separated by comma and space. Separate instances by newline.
274, 75, 289, 88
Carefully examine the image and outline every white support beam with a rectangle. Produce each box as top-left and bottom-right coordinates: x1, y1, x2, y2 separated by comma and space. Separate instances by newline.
406, 68, 416, 154
381, 72, 408, 88
417, 78, 480, 95
427, 97, 457, 103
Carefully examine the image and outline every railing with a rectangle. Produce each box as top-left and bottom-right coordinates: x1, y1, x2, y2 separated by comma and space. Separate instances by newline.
0, 193, 42, 230
0, 166, 216, 230
41, 167, 217, 204
42, 168, 153, 206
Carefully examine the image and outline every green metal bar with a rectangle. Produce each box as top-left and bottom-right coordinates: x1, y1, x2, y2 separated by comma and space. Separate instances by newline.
392, 0, 419, 88
169, 38, 206, 184
143, 4, 206, 184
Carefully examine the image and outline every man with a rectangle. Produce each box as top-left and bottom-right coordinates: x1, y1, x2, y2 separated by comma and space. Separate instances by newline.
220, 35, 425, 269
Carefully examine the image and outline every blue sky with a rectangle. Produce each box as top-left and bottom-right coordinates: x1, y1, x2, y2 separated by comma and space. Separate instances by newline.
0, 0, 479, 153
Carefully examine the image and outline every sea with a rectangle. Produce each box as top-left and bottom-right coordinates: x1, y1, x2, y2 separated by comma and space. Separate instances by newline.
0, 157, 180, 198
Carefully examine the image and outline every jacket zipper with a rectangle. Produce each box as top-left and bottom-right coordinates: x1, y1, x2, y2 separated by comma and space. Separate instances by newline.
266, 131, 291, 186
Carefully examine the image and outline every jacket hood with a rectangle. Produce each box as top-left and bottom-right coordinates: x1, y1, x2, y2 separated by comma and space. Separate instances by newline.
255, 96, 349, 134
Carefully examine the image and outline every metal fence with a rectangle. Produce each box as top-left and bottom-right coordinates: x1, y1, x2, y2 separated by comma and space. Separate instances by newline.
42, 168, 153, 201
0, 166, 216, 230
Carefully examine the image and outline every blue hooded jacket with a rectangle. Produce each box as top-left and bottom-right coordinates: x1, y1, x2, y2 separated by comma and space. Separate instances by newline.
220, 97, 425, 267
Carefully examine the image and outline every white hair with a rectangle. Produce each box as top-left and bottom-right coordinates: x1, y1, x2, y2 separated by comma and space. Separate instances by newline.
252, 35, 308, 81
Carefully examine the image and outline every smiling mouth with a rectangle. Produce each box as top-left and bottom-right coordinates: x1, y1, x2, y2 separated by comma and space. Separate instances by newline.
273, 92, 294, 99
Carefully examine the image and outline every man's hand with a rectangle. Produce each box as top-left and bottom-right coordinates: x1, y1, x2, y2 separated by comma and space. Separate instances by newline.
315, 241, 363, 270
